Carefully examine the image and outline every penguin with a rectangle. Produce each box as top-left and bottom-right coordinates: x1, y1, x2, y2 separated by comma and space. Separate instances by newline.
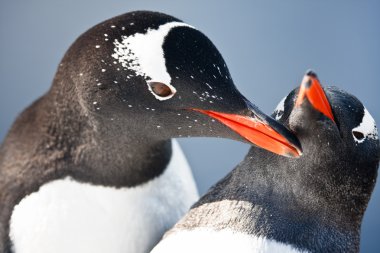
151, 71, 380, 253
0, 11, 301, 253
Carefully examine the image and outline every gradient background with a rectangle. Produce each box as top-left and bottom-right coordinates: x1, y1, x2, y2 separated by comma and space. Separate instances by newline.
0, 1, 379, 251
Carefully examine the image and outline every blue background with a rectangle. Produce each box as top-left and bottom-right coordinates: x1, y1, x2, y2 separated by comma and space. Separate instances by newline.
1, 1, 379, 251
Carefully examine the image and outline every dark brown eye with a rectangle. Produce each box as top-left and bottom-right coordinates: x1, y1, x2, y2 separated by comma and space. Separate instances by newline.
352, 131, 365, 141
148, 81, 175, 98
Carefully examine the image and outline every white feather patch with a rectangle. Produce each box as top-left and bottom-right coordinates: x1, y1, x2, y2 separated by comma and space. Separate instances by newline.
9, 140, 199, 253
352, 107, 378, 143
273, 95, 287, 120
111, 22, 194, 101
151, 228, 308, 253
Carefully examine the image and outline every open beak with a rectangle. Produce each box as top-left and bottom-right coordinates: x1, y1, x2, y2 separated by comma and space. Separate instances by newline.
295, 70, 335, 122
193, 102, 302, 158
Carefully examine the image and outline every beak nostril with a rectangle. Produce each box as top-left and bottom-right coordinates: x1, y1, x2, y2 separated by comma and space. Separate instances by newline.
304, 80, 312, 88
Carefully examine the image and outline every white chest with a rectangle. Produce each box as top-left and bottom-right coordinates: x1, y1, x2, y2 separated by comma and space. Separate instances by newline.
151, 228, 307, 253
9, 140, 199, 253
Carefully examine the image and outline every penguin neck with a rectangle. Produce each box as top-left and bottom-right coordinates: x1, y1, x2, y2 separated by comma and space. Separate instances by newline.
48, 89, 173, 188
1, 81, 173, 191
182, 147, 360, 253
0, 80, 173, 252
74, 128, 172, 187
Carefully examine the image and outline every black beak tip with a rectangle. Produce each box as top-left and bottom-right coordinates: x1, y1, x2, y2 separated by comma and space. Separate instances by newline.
305, 69, 318, 79
265, 116, 303, 155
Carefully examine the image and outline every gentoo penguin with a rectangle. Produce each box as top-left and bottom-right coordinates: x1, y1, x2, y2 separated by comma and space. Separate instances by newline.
0, 11, 301, 253
151, 71, 380, 253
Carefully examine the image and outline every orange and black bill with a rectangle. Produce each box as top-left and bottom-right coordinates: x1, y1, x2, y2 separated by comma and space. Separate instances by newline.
296, 71, 335, 122
194, 102, 302, 158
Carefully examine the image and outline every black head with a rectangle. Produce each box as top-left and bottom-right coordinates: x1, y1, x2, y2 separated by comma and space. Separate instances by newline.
272, 71, 379, 220
52, 11, 301, 157
207, 71, 380, 251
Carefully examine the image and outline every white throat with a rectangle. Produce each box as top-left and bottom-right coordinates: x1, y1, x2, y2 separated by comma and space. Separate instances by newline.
152, 228, 308, 253
151, 200, 308, 253
9, 140, 199, 253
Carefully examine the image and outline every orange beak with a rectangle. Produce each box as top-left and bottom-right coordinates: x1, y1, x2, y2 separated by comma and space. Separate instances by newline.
193, 109, 302, 157
295, 71, 335, 122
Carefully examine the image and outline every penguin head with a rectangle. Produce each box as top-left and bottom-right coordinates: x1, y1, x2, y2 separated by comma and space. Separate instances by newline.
272, 70, 379, 216
54, 11, 301, 157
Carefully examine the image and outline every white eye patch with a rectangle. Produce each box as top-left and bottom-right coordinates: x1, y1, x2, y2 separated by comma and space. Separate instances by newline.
112, 21, 194, 101
273, 95, 287, 120
352, 107, 379, 143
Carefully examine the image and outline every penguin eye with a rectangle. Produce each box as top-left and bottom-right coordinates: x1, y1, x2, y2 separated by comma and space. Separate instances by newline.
148, 81, 176, 99
352, 131, 365, 141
